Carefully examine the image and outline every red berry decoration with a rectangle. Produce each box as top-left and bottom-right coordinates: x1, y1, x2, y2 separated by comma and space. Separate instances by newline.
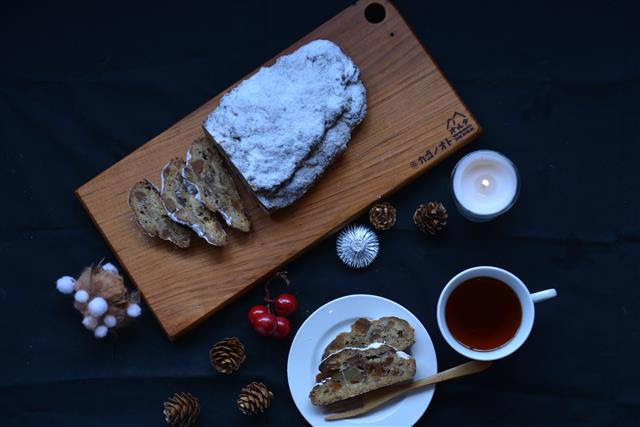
271, 316, 291, 339
247, 271, 297, 339
252, 313, 277, 336
274, 293, 298, 317
248, 305, 268, 324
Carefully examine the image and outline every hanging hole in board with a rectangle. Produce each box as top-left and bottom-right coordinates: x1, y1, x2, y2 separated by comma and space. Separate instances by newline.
390, 32, 395, 37
365, 3, 386, 24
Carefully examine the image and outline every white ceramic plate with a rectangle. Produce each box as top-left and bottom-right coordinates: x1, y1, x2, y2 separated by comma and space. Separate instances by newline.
287, 294, 438, 426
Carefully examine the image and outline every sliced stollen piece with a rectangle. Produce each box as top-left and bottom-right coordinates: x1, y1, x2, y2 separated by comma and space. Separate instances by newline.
318, 342, 387, 373
161, 158, 228, 246
128, 180, 191, 248
321, 317, 415, 360
181, 137, 250, 232
204, 39, 367, 212
309, 343, 416, 406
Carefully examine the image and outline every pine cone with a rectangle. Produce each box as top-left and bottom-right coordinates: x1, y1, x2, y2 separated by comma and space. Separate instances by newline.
163, 392, 199, 427
237, 382, 273, 415
210, 337, 246, 374
369, 202, 397, 230
413, 202, 448, 235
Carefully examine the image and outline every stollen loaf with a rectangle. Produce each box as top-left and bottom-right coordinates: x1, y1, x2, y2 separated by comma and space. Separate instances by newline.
204, 39, 367, 212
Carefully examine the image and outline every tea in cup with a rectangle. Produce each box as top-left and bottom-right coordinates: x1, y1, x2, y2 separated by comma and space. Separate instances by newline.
437, 266, 556, 361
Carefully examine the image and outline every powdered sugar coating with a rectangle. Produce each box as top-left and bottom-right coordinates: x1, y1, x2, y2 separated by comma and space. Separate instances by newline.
396, 350, 411, 360
204, 39, 366, 211
318, 341, 414, 366
312, 377, 331, 387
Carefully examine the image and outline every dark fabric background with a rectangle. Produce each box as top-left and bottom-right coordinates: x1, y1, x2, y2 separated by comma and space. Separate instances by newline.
1, 0, 638, 426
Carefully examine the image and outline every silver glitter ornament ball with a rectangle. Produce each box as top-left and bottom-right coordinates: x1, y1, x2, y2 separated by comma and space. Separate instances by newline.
336, 224, 379, 268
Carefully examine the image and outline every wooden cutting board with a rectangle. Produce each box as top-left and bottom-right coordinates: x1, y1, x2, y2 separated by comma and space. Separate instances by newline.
76, 0, 481, 340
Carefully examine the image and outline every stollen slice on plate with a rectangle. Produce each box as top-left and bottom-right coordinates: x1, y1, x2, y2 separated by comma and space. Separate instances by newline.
324, 360, 492, 420
182, 137, 250, 232
161, 158, 227, 246
310, 343, 416, 406
321, 316, 415, 359
288, 295, 437, 425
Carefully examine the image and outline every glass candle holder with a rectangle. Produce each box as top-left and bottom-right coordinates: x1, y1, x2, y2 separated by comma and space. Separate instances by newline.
451, 150, 520, 222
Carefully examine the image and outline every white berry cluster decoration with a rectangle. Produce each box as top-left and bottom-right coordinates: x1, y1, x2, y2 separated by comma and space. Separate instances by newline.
56, 262, 141, 338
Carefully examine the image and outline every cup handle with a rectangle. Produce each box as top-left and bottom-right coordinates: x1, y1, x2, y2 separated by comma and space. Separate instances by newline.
531, 289, 557, 303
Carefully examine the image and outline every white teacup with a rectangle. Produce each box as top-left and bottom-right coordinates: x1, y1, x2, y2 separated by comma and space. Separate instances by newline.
437, 266, 557, 361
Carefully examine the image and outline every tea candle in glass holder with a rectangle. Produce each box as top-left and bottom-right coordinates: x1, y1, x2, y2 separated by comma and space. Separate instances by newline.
451, 150, 520, 222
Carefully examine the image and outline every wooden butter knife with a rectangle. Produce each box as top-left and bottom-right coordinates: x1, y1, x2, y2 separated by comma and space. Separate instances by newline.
325, 360, 492, 421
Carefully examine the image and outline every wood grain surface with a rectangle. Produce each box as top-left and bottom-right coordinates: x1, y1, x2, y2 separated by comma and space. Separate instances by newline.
76, 0, 481, 340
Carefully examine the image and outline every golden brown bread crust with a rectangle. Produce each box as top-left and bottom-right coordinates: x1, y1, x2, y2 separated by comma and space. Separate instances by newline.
321, 316, 415, 360
161, 158, 227, 246
309, 344, 416, 406
128, 180, 191, 248
182, 137, 251, 232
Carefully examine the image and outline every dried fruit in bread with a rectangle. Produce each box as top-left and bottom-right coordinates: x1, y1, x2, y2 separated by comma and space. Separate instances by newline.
310, 343, 416, 406
182, 138, 250, 232
321, 316, 415, 360
128, 180, 191, 248
161, 158, 227, 246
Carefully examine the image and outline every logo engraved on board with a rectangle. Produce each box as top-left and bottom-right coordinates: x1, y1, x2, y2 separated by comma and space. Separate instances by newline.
446, 112, 474, 141
408, 111, 474, 170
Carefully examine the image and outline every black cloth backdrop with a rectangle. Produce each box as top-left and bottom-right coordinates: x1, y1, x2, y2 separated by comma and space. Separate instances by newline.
1, 1, 638, 426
